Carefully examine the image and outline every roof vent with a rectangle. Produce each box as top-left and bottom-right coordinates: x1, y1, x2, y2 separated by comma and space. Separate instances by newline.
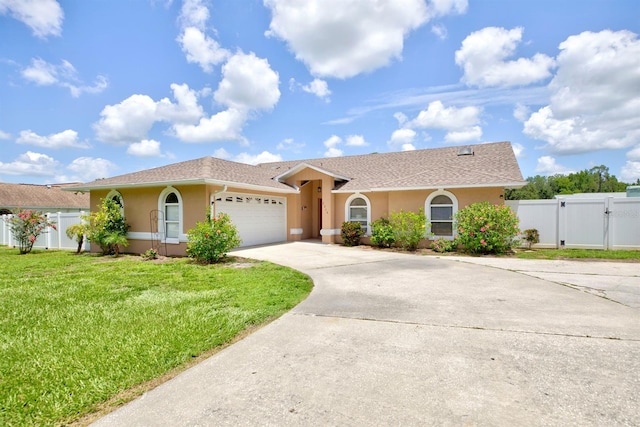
457, 146, 474, 156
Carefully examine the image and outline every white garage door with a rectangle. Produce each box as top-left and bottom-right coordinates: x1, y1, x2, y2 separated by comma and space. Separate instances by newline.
213, 193, 286, 247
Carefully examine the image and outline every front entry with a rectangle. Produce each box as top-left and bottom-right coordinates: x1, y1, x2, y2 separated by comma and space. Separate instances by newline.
317, 198, 322, 237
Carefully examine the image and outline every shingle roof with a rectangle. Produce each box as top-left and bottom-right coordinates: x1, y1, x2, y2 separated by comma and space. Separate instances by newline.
67, 141, 525, 193
262, 141, 525, 191
0, 183, 90, 210
66, 156, 295, 192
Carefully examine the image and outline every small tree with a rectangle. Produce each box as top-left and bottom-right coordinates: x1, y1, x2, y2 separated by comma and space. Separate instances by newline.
65, 223, 88, 254
522, 228, 540, 249
341, 221, 364, 246
84, 198, 130, 255
389, 209, 428, 251
454, 202, 520, 254
186, 211, 242, 263
8, 209, 56, 254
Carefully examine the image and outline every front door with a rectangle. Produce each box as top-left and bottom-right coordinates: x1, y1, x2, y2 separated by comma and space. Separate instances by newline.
317, 198, 322, 237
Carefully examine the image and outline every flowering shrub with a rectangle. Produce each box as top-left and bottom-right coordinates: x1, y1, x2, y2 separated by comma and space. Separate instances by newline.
454, 202, 520, 254
9, 209, 57, 254
341, 221, 364, 246
186, 211, 242, 263
84, 198, 130, 255
370, 217, 395, 248
431, 238, 455, 253
389, 209, 428, 251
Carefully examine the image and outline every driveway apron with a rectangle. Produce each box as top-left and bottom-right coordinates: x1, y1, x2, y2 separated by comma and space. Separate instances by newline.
93, 242, 640, 426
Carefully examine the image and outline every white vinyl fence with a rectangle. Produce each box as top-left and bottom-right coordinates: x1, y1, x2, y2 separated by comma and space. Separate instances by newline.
0, 212, 90, 252
507, 197, 640, 250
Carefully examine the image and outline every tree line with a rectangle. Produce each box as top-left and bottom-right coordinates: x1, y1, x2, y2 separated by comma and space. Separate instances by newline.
505, 165, 635, 200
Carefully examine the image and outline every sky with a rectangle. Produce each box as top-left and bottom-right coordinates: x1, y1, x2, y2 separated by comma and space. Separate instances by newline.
1, 0, 639, 185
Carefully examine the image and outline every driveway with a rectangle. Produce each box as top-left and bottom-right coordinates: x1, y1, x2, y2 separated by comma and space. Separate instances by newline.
93, 242, 640, 426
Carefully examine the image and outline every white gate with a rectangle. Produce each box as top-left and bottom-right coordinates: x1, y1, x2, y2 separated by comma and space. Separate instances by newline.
507, 197, 640, 250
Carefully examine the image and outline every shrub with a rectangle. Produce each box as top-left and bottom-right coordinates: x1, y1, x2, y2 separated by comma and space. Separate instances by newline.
454, 202, 520, 254
186, 211, 242, 263
389, 209, 428, 251
9, 209, 56, 254
523, 228, 540, 249
141, 248, 159, 260
84, 198, 130, 255
341, 221, 364, 246
431, 238, 455, 253
370, 217, 395, 248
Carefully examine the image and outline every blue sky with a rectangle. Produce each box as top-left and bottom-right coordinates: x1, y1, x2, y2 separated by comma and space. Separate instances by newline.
1, 0, 639, 185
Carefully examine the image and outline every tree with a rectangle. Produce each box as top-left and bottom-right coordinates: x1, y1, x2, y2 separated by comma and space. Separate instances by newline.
8, 209, 56, 254
84, 198, 130, 255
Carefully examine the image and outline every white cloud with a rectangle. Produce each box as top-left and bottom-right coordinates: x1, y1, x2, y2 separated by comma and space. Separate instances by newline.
512, 142, 525, 158
127, 139, 163, 157
301, 78, 331, 101
234, 151, 283, 165
172, 108, 247, 143
513, 103, 530, 122
407, 100, 482, 143
16, 129, 90, 149
264, 0, 431, 79
535, 156, 572, 175
621, 161, 640, 183
455, 27, 555, 87
431, 24, 447, 40
523, 30, 640, 154
94, 83, 204, 144
0, 0, 63, 39
21, 58, 107, 97
214, 52, 280, 111
177, 27, 229, 73
427, 0, 468, 16
401, 143, 416, 151
212, 147, 231, 159
389, 128, 416, 148
66, 157, 117, 182
0, 130, 11, 139
0, 151, 59, 176
394, 112, 408, 126
345, 134, 367, 147
323, 134, 343, 157
627, 146, 640, 162
176, 0, 229, 72
276, 137, 305, 151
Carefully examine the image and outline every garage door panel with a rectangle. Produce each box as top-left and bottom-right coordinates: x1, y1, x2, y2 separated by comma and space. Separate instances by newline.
214, 193, 286, 247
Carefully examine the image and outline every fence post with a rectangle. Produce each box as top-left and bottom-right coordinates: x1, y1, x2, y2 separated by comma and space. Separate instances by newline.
557, 198, 565, 250
56, 212, 62, 250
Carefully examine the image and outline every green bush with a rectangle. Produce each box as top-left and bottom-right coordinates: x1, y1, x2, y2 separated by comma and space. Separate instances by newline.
186, 211, 242, 263
454, 202, 520, 254
431, 238, 455, 253
341, 221, 364, 246
84, 198, 130, 255
523, 228, 540, 249
9, 209, 57, 254
370, 217, 395, 248
389, 209, 428, 251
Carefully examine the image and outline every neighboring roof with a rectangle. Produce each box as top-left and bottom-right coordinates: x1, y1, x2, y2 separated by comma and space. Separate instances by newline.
65, 156, 297, 193
263, 141, 526, 192
66, 141, 525, 193
0, 183, 90, 210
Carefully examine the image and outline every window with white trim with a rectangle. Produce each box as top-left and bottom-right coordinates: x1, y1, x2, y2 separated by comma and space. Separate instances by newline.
159, 187, 182, 243
426, 190, 458, 239
345, 194, 371, 234
106, 190, 124, 213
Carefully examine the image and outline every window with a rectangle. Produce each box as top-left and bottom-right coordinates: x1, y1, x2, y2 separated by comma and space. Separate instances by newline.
106, 189, 124, 213
158, 187, 182, 243
345, 194, 371, 234
426, 190, 458, 239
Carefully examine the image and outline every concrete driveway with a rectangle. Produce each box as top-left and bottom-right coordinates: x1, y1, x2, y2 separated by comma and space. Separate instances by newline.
94, 242, 640, 426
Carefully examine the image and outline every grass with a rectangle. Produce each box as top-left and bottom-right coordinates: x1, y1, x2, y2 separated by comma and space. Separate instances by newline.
0, 247, 313, 426
514, 248, 640, 261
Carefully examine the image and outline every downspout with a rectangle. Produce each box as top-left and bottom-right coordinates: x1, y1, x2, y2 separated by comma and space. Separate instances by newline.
210, 185, 228, 217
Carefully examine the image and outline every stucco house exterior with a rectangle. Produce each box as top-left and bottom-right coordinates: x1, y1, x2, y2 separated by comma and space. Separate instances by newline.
66, 141, 525, 255
0, 182, 90, 215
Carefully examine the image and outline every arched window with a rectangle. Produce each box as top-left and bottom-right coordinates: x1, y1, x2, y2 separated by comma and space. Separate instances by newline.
345, 194, 371, 234
158, 187, 182, 244
425, 190, 458, 239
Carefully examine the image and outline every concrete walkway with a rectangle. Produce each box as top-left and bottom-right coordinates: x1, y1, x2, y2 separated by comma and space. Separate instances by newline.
93, 242, 640, 426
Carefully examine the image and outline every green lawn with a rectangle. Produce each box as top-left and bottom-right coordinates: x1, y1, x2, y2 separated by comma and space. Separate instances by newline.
514, 248, 640, 261
0, 247, 312, 426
